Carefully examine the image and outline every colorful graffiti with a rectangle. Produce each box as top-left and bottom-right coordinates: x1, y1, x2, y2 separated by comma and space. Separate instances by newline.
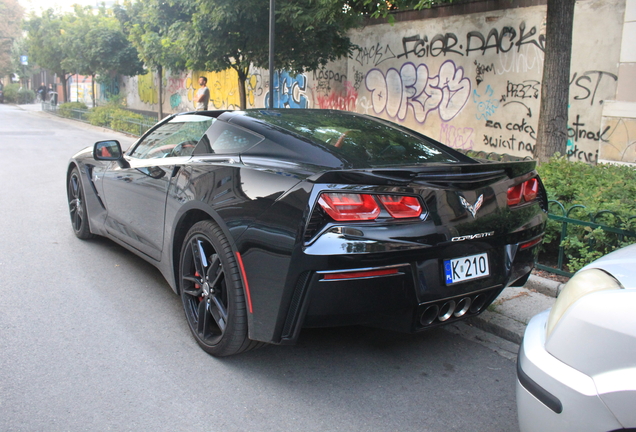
265, 71, 308, 109
365, 60, 471, 124
314, 81, 358, 111
138, 72, 158, 105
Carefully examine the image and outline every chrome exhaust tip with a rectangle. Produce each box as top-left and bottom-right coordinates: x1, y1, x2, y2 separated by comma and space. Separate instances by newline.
470, 294, 488, 314
420, 305, 439, 326
453, 297, 472, 317
437, 300, 456, 322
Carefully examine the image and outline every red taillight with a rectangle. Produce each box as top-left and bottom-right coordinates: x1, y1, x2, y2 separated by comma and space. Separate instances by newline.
523, 178, 539, 202
507, 183, 524, 206
508, 178, 539, 206
378, 195, 422, 218
318, 193, 381, 221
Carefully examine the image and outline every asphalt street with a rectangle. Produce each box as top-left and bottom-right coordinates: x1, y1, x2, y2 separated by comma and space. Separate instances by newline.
0, 103, 520, 432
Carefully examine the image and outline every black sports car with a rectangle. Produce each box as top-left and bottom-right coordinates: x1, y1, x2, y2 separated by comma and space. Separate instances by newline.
67, 109, 547, 356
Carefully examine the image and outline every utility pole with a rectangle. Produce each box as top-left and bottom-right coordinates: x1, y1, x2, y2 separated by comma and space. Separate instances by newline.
268, 0, 275, 109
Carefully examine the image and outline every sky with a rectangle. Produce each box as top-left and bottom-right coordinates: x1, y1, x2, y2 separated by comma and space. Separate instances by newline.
18, 0, 116, 14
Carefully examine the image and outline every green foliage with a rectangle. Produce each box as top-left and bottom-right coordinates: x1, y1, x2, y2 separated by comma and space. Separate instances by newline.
84, 98, 147, 134
57, 101, 88, 117
3, 84, 35, 103
537, 156, 636, 271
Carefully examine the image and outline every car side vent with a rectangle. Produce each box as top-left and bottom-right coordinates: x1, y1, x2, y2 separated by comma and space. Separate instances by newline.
281, 271, 312, 340
414, 170, 507, 190
304, 207, 327, 243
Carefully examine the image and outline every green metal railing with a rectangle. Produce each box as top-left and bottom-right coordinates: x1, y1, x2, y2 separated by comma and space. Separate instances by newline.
536, 200, 636, 277
43, 102, 156, 137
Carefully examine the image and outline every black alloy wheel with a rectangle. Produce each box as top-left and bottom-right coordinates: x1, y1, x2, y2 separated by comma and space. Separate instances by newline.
68, 168, 93, 239
179, 220, 261, 357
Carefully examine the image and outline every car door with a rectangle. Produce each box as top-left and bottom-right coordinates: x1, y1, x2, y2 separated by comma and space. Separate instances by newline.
100, 115, 215, 260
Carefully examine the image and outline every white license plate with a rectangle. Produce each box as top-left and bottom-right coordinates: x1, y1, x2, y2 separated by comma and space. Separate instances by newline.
444, 253, 490, 285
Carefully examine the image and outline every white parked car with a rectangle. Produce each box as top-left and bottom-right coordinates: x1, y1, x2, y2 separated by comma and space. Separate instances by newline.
517, 243, 636, 432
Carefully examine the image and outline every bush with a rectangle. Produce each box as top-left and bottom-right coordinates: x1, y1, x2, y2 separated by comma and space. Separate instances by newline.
86, 105, 117, 127
58, 102, 88, 118
3, 83, 35, 104
537, 156, 636, 271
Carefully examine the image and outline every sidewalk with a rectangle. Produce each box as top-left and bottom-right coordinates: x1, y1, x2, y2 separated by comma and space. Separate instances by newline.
20, 101, 563, 347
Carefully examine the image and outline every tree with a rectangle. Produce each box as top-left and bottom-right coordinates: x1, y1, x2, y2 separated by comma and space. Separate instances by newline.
61, 6, 144, 107
24, 10, 73, 101
533, 0, 575, 163
114, 0, 188, 120
180, 0, 360, 109
0, 0, 23, 78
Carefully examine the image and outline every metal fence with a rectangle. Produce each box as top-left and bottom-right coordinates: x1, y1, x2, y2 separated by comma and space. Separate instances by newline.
43, 102, 156, 137
536, 200, 636, 277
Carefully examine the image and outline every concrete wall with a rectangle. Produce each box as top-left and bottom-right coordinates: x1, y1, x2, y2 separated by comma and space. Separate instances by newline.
121, 0, 627, 163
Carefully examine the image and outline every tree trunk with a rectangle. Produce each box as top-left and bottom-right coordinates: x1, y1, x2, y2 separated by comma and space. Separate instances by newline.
157, 65, 163, 121
534, 0, 576, 163
61, 74, 68, 102
237, 68, 247, 110
91, 73, 96, 107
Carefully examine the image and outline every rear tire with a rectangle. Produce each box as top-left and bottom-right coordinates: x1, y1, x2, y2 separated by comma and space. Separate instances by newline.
179, 220, 262, 357
67, 167, 94, 239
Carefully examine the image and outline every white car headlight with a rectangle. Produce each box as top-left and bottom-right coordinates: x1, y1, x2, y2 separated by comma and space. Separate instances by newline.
546, 268, 623, 338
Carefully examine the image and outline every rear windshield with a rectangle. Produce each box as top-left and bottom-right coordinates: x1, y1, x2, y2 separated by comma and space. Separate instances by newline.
244, 110, 459, 166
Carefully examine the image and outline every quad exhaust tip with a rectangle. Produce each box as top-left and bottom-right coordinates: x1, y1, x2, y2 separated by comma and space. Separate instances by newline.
419, 293, 490, 327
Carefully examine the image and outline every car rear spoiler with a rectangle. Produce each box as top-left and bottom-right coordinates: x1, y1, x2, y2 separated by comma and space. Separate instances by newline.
307, 160, 537, 188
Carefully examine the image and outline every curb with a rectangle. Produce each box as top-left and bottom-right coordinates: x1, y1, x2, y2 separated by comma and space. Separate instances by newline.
524, 274, 565, 298
466, 274, 567, 346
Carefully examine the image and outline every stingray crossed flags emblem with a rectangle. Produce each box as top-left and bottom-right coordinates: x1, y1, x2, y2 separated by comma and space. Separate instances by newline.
459, 194, 484, 218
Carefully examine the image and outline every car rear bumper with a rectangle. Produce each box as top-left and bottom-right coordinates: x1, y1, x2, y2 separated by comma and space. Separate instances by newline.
516, 311, 624, 432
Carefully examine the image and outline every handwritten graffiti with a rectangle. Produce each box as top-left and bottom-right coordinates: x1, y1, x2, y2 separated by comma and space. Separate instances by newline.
475, 60, 494, 85
313, 68, 347, 94
568, 114, 611, 143
397, 22, 544, 60
365, 60, 471, 124
473, 85, 499, 121
495, 44, 544, 74
265, 71, 308, 109
466, 23, 545, 55
483, 133, 534, 154
501, 80, 540, 101
567, 144, 599, 163
440, 123, 475, 150
352, 43, 397, 66
398, 33, 463, 58
503, 101, 533, 118
138, 73, 158, 105
314, 81, 358, 111
485, 117, 536, 140
570, 70, 618, 106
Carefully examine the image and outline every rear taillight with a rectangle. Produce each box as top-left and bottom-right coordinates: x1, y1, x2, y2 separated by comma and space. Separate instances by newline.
508, 178, 539, 207
318, 193, 381, 221
317, 193, 423, 222
378, 195, 422, 218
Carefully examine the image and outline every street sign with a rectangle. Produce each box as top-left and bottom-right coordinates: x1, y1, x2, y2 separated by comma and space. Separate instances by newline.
20, 55, 28, 65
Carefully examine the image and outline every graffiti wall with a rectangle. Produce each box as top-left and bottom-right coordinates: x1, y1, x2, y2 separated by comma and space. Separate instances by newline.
121, 0, 625, 162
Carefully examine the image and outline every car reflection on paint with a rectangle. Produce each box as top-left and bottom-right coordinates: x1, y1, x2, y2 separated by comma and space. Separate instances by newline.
67, 109, 547, 356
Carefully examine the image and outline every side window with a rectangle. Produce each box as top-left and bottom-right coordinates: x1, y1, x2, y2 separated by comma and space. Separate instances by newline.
129, 116, 215, 159
193, 121, 263, 155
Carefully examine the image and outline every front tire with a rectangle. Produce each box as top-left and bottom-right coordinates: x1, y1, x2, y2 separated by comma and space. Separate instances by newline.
179, 220, 260, 357
67, 167, 93, 239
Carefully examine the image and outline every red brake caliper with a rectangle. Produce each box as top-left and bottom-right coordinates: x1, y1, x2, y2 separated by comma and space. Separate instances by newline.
195, 272, 202, 301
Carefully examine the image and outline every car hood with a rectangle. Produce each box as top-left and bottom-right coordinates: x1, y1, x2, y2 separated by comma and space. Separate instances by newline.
581, 243, 636, 289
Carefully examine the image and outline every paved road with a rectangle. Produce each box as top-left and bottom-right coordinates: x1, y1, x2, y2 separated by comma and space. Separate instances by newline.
0, 104, 520, 432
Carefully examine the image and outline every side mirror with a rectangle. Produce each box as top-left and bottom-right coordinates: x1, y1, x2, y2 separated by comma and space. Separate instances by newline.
94, 140, 129, 168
